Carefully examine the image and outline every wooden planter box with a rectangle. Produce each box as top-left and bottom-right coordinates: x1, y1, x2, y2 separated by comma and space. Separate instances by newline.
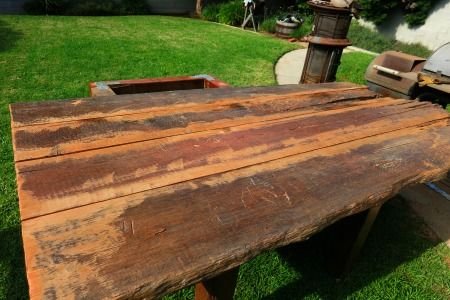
89, 75, 229, 97
275, 20, 299, 38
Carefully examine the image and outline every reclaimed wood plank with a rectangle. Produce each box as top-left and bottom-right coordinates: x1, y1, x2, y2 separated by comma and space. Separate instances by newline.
15, 99, 449, 220
11, 88, 377, 161
21, 124, 450, 299
10, 82, 361, 127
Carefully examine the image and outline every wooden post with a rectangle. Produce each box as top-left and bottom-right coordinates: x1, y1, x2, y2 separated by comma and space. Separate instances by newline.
321, 203, 383, 277
342, 204, 382, 275
195, 267, 240, 300
196, 0, 204, 17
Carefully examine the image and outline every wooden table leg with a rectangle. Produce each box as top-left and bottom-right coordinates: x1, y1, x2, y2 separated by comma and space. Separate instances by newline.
195, 267, 240, 300
341, 204, 382, 275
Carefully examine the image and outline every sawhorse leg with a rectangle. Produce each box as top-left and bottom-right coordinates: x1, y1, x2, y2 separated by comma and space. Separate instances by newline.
194, 205, 381, 299
341, 204, 382, 276
321, 203, 383, 277
241, 6, 257, 31
195, 267, 240, 300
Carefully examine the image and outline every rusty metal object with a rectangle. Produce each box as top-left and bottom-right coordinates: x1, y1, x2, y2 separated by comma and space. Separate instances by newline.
300, 1, 353, 84
307, 36, 351, 46
309, 3, 352, 39
365, 51, 426, 99
89, 74, 229, 97
365, 44, 450, 104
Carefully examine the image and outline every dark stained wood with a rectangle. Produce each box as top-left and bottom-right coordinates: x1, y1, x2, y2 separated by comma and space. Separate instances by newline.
19, 125, 450, 299
12, 87, 377, 161
195, 267, 239, 300
9, 82, 361, 127
16, 99, 447, 220
10, 83, 450, 300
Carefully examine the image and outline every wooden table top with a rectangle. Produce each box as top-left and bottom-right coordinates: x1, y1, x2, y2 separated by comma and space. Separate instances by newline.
10, 82, 450, 299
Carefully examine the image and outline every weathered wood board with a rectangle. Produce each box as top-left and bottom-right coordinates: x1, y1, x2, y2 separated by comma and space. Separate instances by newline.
10, 82, 450, 299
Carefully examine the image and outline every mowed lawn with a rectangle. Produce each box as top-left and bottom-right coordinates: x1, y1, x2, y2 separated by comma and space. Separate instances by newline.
0, 15, 449, 300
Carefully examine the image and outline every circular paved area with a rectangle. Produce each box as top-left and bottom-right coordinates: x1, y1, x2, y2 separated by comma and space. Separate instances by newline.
275, 45, 378, 85
275, 49, 307, 85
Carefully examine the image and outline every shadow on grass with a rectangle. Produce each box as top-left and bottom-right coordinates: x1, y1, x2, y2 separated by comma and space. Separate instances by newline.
0, 225, 28, 299
261, 197, 440, 299
0, 19, 22, 52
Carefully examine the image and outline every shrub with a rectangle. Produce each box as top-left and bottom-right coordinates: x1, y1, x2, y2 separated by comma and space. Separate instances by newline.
24, 0, 150, 15
202, 0, 244, 26
359, 0, 438, 28
65, 0, 118, 16
23, 0, 67, 15
358, 0, 398, 26
297, 0, 313, 16
202, 3, 221, 22
217, 0, 244, 26
264, 0, 298, 15
290, 14, 312, 38
403, 0, 437, 27
260, 16, 277, 33
118, 0, 150, 15
348, 21, 432, 57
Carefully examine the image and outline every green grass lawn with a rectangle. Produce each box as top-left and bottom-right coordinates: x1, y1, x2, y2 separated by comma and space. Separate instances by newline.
0, 15, 449, 300
336, 52, 374, 85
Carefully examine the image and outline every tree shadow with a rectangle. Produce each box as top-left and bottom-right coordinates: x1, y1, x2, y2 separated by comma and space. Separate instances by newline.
0, 18, 23, 52
0, 225, 29, 299
375, 0, 448, 35
261, 196, 441, 299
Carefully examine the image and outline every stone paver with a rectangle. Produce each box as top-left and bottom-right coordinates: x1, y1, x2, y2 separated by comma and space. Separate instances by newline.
275, 49, 307, 85
401, 186, 450, 248
275, 44, 378, 85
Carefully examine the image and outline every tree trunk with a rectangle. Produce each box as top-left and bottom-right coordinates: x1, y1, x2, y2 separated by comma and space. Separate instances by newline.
196, 0, 204, 16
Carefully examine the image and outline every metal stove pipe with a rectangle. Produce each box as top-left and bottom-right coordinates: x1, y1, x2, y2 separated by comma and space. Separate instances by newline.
300, 1, 353, 84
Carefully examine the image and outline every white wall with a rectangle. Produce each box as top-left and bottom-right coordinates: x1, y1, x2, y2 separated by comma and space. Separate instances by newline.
358, 0, 450, 51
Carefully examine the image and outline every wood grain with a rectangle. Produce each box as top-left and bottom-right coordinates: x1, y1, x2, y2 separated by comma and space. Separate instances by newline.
21, 125, 450, 299
9, 82, 361, 128
16, 99, 448, 220
10, 83, 450, 299
12, 87, 377, 161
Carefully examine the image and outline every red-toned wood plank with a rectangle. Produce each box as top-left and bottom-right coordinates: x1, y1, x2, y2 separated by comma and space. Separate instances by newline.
16, 99, 448, 220
21, 124, 450, 299
11, 87, 377, 161
10, 82, 362, 127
